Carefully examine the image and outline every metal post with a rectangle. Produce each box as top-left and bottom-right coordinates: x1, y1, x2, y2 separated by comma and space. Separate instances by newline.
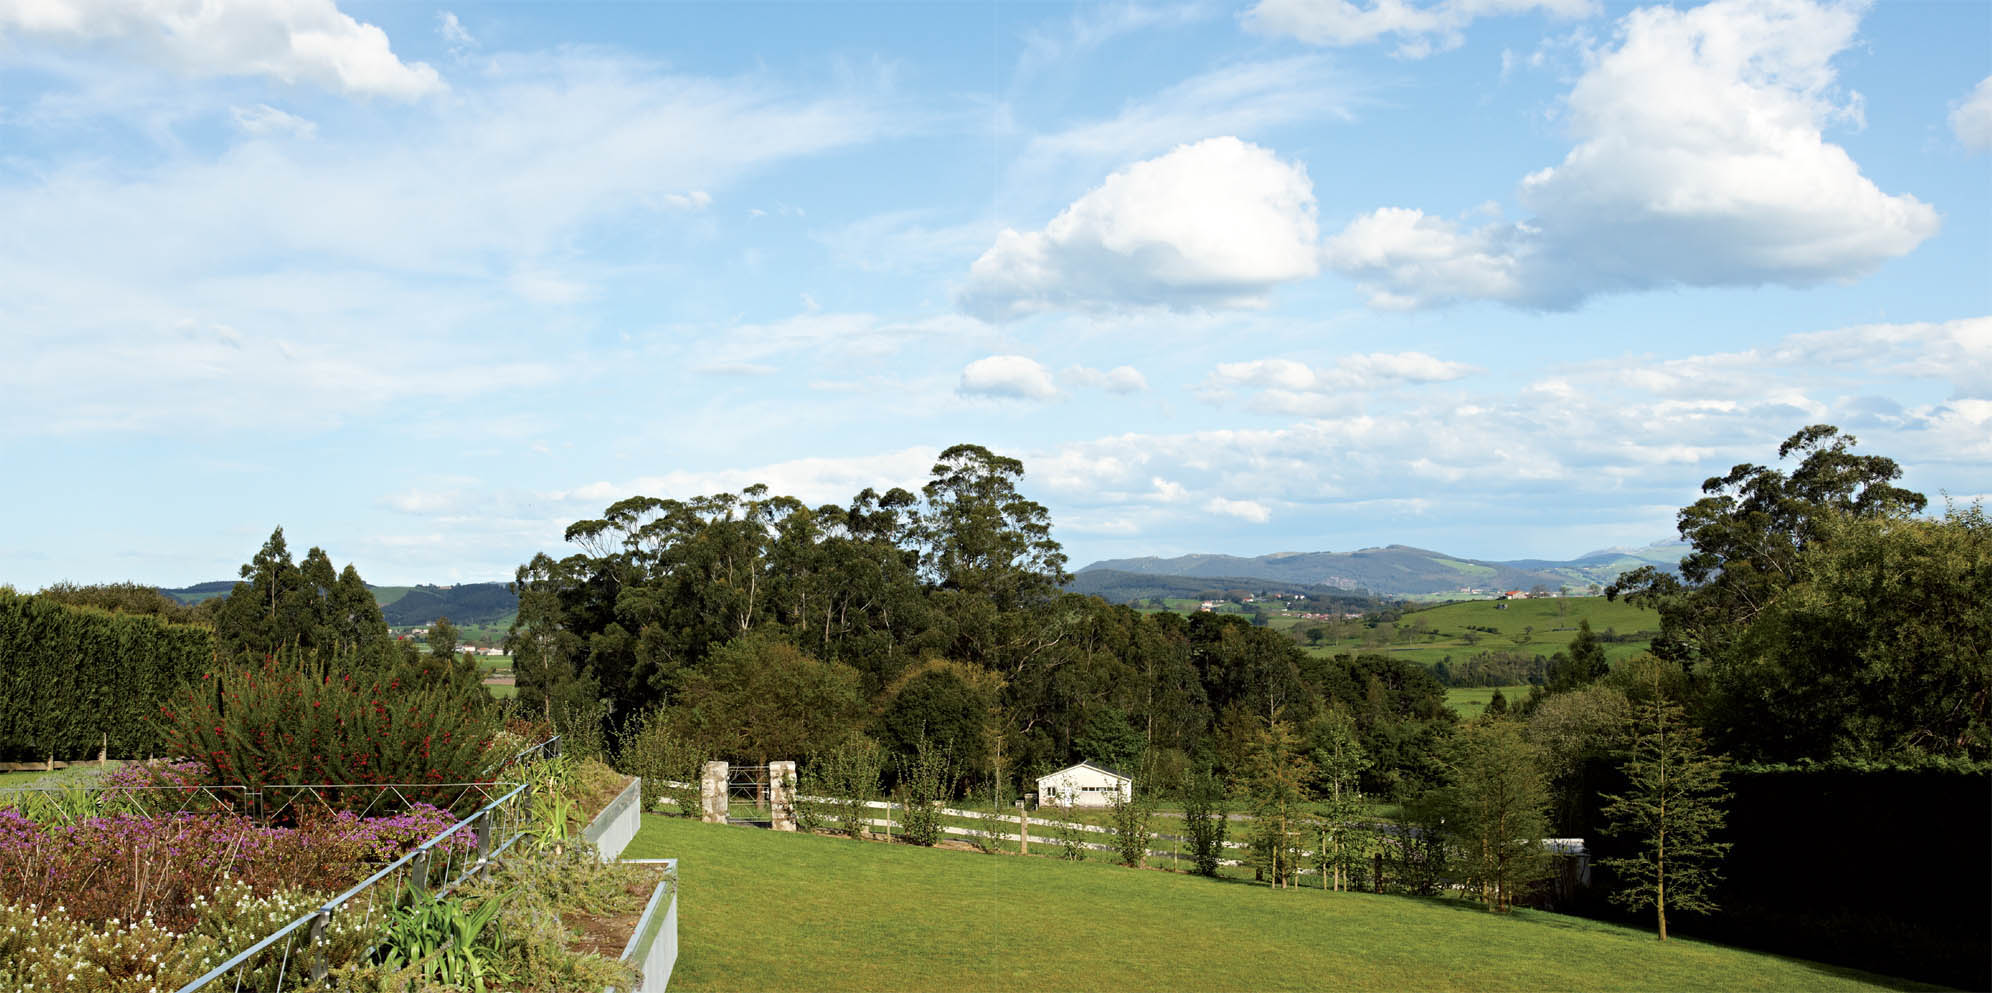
476, 809, 494, 862
409, 850, 431, 900
306, 910, 330, 982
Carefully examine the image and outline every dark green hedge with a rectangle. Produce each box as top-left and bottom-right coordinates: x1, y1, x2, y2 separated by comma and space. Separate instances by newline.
0, 591, 214, 762
1576, 762, 1991, 990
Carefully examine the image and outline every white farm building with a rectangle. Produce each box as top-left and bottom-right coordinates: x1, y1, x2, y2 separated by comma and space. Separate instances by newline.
1035, 761, 1132, 808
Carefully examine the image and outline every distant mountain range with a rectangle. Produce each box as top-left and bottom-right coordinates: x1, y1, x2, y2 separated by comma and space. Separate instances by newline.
1075, 542, 1686, 599
1064, 571, 1388, 610
159, 581, 518, 628
155, 540, 1684, 622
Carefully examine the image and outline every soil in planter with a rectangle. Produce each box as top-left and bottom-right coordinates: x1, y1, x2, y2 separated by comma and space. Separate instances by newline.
565, 861, 670, 959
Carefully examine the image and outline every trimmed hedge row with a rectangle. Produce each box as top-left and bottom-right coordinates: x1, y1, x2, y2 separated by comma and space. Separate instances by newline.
0, 590, 215, 762
1575, 761, 1992, 991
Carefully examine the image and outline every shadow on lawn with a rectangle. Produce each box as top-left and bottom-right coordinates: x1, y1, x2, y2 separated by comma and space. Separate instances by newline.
1413, 898, 1951, 993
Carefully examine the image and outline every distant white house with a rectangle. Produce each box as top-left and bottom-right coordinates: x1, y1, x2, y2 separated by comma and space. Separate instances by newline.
1035, 761, 1133, 808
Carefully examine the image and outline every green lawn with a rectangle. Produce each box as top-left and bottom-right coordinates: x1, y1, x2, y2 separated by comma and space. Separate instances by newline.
624, 813, 1934, 992
0, 762, 120, 788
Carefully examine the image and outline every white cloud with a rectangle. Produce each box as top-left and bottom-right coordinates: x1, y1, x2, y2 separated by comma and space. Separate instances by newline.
661, 191, 713, 210
1016, 1, 1216, 80
437, 10, 475, 53
1206, 496, 1272, 522
551, 447, 939, 510
961, 137, 1320, 319
1325, 0, 1940, 310
0, 54, 898, 434
1951, 75, 1992, 151
230, 103, 316, 137
1014, 56, 1354, 182
0, 0, 445, 99
1244, 0, 1596, 58
1062, 364, 1149, 393
960, 354, 1059, 399
1211, 351, 1475, 390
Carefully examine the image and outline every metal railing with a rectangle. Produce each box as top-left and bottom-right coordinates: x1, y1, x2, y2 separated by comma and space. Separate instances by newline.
174, 780, 533, 992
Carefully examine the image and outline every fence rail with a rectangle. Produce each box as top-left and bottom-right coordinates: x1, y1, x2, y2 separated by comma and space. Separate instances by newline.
173, 780, 532, 992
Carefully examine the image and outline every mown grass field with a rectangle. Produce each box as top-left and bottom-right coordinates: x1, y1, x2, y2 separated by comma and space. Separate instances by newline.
624, 813, 1934, 993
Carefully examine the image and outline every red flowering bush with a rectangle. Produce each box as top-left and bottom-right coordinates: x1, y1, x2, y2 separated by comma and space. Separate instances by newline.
161, 652, 502, 811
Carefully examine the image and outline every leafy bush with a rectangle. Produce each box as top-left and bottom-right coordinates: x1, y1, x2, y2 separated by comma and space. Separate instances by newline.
1043, 801, 1089, 861
1179, 769, 1228, 877
161, 650, 501, 810
616, 708, 703, 817
1105, 782, 1155, 868
894, 735, 953, 847
807, 734, 885, 838
377, 891, 511, 993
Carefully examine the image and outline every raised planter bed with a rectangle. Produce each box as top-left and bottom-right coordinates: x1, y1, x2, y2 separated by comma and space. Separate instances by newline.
585, 776, 644, 861
607, 858, 679, 993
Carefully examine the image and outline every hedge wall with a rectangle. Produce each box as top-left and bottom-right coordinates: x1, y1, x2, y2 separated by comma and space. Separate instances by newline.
0, 591, 215, 763
1576, 762, 1992, 990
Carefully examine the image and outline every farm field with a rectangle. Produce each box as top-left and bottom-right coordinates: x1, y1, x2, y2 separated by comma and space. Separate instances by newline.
1445, 685, 1536, 718
624, 813, 1935, 993
1299, 596, 1660, 667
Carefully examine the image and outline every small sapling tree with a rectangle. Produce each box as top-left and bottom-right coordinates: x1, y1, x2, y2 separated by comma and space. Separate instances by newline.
1179, 766, 1228, 877
1244, 715, 1314, 889
1602, 665, 1732, 940
1311, 707, 1370, 891
1443, 719, 1552, 911
1104, 769, 1155, 868
895, 733, 953, 846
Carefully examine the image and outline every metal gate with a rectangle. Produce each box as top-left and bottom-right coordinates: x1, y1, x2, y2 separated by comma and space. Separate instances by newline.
723, 762, 774, 824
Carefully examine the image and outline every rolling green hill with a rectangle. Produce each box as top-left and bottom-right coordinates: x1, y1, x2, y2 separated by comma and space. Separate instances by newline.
623, 813, 1931, 992
1298, 596, 1661, 672
158, 580, 518, 628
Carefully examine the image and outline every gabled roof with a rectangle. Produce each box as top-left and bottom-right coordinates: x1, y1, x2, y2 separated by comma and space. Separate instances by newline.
1038, 760, 1132, 782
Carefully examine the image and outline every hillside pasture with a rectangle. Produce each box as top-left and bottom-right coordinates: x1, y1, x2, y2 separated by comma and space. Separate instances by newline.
624, 813, 1931, 992
1445, 685, 1537, 718
1297, 596, 1659, 668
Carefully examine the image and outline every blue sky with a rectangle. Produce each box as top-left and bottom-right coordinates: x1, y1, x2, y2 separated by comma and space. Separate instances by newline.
1, 0, 1986, 588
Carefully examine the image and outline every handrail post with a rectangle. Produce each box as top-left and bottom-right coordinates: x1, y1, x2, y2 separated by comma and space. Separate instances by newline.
409, 850, 431, 900
306, 910, 330, 982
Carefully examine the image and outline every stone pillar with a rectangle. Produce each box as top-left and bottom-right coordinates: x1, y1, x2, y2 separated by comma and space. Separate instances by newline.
700, 761, 728, 824
768, 761, 797, 831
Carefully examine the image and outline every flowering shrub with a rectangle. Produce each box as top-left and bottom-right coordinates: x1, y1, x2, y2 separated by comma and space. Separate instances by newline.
161, 655, 502, 811
0, 880, 382, 992
100, 760, 206, 792
0, 805, 468, 930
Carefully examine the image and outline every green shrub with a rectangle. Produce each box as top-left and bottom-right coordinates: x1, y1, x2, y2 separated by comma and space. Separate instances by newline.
161, 648, 501, 810
0, 590, 214, 763
895, 735, 952, 847
616, 708, 702, 817
1179, 769, 1228, 877
1105, 782, 1155, 868
809, 734, 886, 838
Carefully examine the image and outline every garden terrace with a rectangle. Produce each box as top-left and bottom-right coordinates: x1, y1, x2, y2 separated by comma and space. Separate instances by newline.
0, 741, 666, 992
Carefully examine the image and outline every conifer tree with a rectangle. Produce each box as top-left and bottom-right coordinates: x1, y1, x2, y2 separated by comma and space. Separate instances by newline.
1602, 667, 1732, 940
